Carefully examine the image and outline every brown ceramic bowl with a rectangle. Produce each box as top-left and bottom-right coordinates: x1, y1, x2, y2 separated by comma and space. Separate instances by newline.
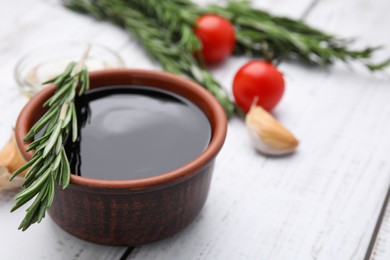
15, 69, 227, 246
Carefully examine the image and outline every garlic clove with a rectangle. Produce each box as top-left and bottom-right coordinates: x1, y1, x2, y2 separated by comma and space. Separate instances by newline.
0, 130, 27, 174
245, 105, 299, 156
0, 130, 27, 190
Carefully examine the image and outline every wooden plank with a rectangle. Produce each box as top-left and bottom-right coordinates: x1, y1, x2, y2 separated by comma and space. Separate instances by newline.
0, 190, 128, 260
303, 0, 390, 259
371, 205, 390, 260
130, 0, 390, 259
366, 185, 390, 260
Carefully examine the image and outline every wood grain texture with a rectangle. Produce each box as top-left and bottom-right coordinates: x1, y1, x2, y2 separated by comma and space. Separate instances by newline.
0, 0, 130, 258
0, 190, 128, 259
1, 0, 390, 259
371, 204, 390, 260
130, 0, 390, 259
304, 0, 390, 259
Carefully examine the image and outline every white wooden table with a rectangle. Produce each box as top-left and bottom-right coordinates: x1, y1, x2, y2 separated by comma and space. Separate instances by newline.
1, 0, 390, 259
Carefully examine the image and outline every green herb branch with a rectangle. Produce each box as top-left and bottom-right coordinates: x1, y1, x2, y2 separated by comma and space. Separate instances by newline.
67, 0, 390, 71
64, 0, 235, 117
64, 0, 389, 119
210, 0, 390, 70
130, 0, 202, 52
10, 62, 89, 231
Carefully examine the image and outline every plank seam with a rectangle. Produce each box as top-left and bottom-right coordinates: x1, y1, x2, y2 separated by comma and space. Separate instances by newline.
300, 0, 323, 20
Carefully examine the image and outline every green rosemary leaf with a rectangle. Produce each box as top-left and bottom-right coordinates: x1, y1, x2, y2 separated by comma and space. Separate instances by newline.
24, 165, 39, 181
34, 141, 49, 154
61, 148, 71, 189
62, 104, 73, 128
79, 71, 86, 95
14, 167, 51, 201
66, 88, 76, 103
42, 76, 58, 85
46, 80, 74, 107
64, 124, 70, 139
11, 61, 89, 230
43, 123, 62, 158
26, 135, 49, 152
22, 176, 39, 190
9, 156, 39, 181
23, 157, 44, 179
61, 62, 76, 79
52, 153, 62, 171
84, 69, 90, 93
10, 190, 37, 212
19, 187, 47, 231
71, 102, 78, 142
25, 153, 54, 182
46, 176, 55, 208
79, 69, 89, 95
41, 180, 51, 201
44, 110, 61, 134
37, 202, 47, 223
57, 160, 63, 186
24, 107, 60, 141
131, 0, 201, 51
55, 62, 76, 84
366, 58, 390, 71
55, 134, 63, 155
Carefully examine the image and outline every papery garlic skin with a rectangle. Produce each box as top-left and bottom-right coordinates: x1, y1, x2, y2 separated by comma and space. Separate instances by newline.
0, 167, 24, 190
0, 130, 26, 190
245, 105, 299, 156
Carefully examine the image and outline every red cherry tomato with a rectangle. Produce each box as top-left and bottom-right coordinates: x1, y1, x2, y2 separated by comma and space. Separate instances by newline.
233, 61, 285, 113
194, 14, 236, 65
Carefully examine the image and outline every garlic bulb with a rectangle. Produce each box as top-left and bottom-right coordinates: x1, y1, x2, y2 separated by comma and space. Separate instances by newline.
0, 131, 26, 190
245, 104, 299, 156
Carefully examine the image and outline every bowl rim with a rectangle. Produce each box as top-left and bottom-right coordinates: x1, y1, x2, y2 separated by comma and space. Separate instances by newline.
15, 69, 227, 189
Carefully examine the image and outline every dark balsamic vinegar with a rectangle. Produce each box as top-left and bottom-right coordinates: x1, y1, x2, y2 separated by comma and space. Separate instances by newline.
65, 86, 211, 180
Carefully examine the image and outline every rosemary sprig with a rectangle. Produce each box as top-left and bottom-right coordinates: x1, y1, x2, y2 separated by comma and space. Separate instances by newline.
122, 0, 390, 70
64, 0, 235, 117
210, 0, 390, 70
64, 0, 388, 116
10, 62, 89, 231
130, 0, 202, 52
